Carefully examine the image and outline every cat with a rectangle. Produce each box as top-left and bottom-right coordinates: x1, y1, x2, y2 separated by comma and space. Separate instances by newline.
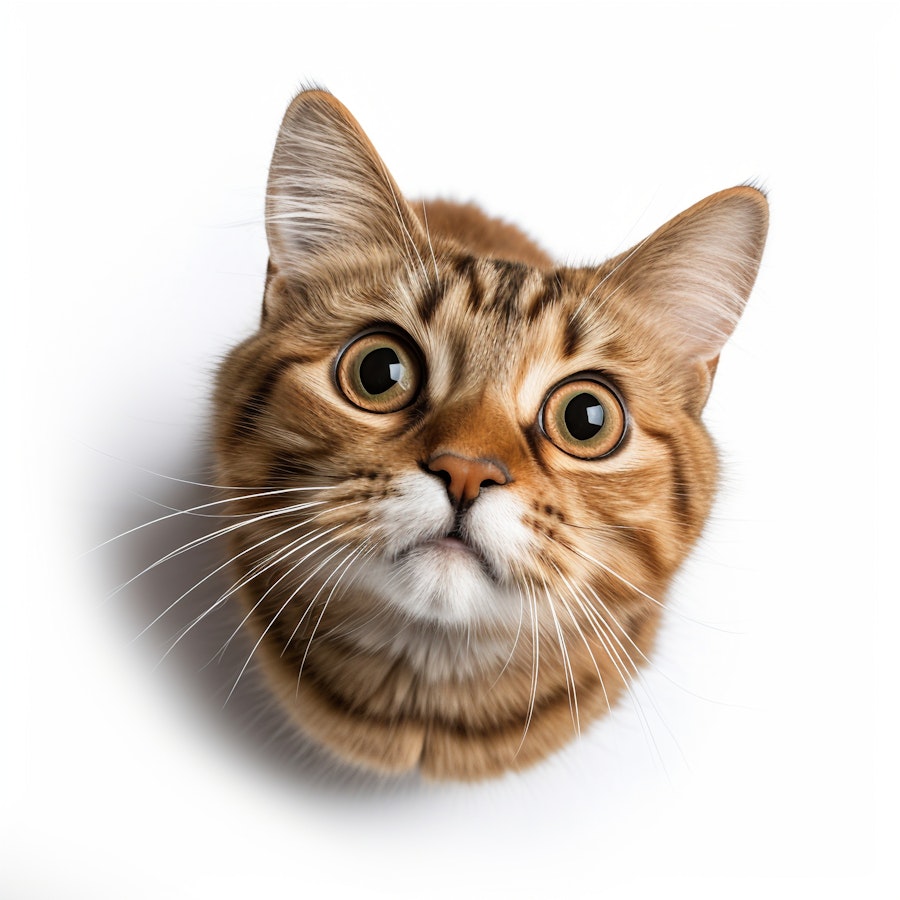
211, 89, 768, 781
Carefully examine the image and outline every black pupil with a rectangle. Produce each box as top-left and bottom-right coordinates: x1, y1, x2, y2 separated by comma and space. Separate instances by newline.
359, 346, 403, 395
565, 392, 605, 441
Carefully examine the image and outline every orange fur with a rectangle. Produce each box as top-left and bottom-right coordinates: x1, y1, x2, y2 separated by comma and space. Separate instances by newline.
415, 199, 554, 269
212, 90, 767, 780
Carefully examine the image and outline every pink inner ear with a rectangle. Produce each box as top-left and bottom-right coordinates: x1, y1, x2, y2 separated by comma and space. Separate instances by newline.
265, 90, 427, 283
603, 187, 768, 365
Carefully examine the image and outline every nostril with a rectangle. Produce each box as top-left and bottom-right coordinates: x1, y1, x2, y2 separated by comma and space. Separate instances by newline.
425, 452, 511, 507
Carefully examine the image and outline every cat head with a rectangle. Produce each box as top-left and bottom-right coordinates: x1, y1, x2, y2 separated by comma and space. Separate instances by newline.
212, 90, 767, 777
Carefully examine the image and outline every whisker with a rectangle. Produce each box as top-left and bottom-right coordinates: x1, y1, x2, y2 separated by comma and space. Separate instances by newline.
556, 568, 682, 776
545, 586, 580, 736
376, 158, 429, 287
489, 581, 526, 691
293, 542, 374, 694
572, 232, 653, 319
198, 526, 348, 665
570, 545, 739, 633
579, 579, 738, 708
123, 489, 312, 521
419, 200, 442, 289
213, 522, 357, 667
156, 523, 343, 666
285, 541, 387, 696
283, 537, 374, 655
82, 443, 338, 492
226, 531, 366, 704
516, 575, 542, 756
546, 563, 613, 718
569, 598, 667, 774
127, 502, 343, 635
144, 499, 368, 663
92, 489, 331, 555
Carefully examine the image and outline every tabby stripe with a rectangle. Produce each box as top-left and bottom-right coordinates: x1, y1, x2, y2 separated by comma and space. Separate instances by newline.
417, 278, 445, 325
490, 260, 528, 321
610, 527, 666, 580
448, 332, 469, 391
523, 424, 553, 476
231, 355, 310, 438
643, 426, 692, 523
562, 312, 582, 358
453, 255, 484, 313
267, 449, 320, 486
525, 271, 563, 322
285, 645, 602, 739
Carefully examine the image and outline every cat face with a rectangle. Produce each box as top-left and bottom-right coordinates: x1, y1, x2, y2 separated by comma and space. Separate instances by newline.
212, 91, 767, 779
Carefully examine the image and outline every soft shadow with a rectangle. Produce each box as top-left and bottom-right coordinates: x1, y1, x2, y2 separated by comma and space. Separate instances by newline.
91, 445, 431, 802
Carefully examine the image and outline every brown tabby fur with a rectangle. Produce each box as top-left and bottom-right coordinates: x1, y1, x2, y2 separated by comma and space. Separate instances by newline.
212, 90, 768, 781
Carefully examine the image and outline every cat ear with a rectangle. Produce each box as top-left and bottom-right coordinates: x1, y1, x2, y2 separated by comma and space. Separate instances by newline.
265, 89, 427, 284
607, 186, 768, 366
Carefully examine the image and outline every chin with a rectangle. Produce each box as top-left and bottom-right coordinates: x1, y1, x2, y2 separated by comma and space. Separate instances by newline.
374, 541, 520, 628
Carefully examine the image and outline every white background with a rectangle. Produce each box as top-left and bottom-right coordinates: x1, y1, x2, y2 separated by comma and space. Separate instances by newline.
4, 2, 896, 897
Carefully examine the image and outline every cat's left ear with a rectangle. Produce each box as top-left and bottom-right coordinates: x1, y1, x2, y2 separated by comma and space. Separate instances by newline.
605, 186, 768, 402
264, 89, 428, 293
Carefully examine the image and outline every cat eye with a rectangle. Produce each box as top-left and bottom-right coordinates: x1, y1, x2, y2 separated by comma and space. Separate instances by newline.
335, 330, 422, 413
540, 376, 627, 459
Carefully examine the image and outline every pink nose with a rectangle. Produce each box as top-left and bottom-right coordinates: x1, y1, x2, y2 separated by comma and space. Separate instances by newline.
426, 453, 510, 506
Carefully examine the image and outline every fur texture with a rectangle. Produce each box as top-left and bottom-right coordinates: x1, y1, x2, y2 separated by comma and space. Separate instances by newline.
212, 90, 768, 780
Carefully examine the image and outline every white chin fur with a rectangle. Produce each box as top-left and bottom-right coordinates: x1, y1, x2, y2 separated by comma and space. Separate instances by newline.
382, 543, 515, 626
367, 471, 534, 627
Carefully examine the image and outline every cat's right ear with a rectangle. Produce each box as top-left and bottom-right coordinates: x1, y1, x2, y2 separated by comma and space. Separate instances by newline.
263, 90, 426, 298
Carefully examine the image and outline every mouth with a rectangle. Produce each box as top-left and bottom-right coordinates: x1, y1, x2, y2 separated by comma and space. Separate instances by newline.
426, 531, 499, 579
391, 528, 498, 582
432, 534, 474, 554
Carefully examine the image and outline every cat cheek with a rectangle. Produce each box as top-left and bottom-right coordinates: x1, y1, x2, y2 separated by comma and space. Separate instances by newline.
466, 492, 535, 575
372, 471, 454, 556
